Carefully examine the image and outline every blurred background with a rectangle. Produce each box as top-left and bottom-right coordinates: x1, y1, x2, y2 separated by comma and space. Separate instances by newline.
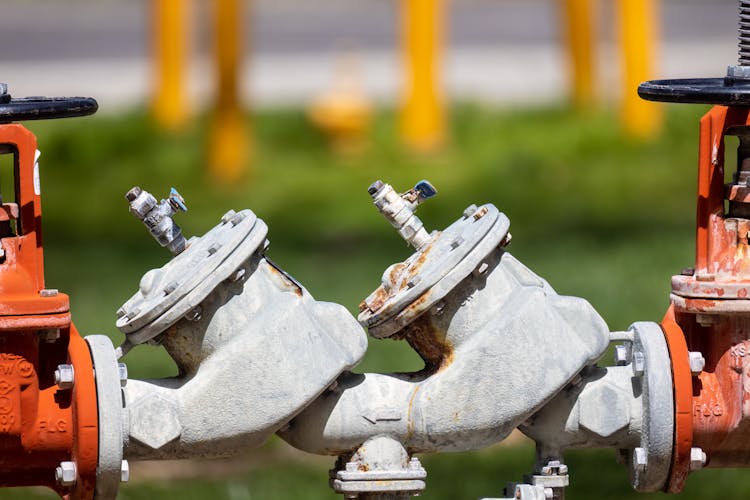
3, 0, 750, 498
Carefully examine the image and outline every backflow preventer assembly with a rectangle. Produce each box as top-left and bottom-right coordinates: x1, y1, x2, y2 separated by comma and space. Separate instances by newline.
9, 8, 750, 500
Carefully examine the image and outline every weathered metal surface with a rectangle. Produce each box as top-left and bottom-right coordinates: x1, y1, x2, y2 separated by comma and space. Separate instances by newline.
116, 208, 267, 345
666, 104, 750, 492
0, 119, 98, 499
121, 210, 367, 460
359, 198, 509, 338
281, 245, 610, 455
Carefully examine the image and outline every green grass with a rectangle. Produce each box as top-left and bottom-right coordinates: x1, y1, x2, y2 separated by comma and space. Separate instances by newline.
1, 101, 741, 499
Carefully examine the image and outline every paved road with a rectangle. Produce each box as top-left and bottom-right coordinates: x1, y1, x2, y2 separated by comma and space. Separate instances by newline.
0, 0, 740, 108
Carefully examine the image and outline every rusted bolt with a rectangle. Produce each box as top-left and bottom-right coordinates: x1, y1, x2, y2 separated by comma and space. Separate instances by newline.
633, 447, 647, 472
54, 364, 75, 390
501, 232, 513, 247
40, 288, 58, 297
55, 461, 77, 487
690, 447, 707, 471
473, 206, 489, 220
695, 272, 715, 282
688, 351, 706, 376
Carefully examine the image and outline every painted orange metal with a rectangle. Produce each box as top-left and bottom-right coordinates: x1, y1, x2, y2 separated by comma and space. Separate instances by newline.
660, 307, 693, 493
0, 123, 97, 498
667, 105, 750, 490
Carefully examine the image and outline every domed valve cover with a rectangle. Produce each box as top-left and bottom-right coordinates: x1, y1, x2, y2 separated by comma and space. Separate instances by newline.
358, 204, 510, 338
117, 209, 268, 345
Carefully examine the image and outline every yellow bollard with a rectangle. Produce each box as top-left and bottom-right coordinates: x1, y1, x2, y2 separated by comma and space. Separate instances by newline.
401, 0, 445, 152
209, 0, 249, 183
152, 0, 190, 131
562, 0, 596, 109
618, 0, 662, 138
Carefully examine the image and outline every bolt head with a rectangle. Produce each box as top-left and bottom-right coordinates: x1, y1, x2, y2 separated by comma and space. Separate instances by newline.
55, 461, 77, 486
40, 288, 58, 297
345, 461, 359, 472
54, 364, 75, 390
614, 344, 629, 365
632, 351, 646, 377
118, 363, 128, 387
121, 460, 130, 482
690, 447, 706, 471
633, 447, 647, 472
462, 204, 478, 218
688, 351, 706, 376
38, 328, 60, 343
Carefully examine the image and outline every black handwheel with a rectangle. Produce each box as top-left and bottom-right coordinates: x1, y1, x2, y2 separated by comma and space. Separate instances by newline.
0, 87, 98, 123
639, 78, 750, 106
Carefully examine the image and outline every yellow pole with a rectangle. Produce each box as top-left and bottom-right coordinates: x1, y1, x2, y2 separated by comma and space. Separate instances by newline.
562, 0, 596, 109
618, 0, 662, 138
209, 0, 249, 183
152, 0, 189, 131
401, 0, 444, 152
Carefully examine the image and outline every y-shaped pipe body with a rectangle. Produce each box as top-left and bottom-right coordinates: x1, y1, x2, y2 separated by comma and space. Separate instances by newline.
280, 246, 610, 454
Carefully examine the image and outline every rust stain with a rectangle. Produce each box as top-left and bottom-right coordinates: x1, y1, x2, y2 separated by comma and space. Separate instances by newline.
405, 385, 421, 442
266, 260, 303, 297
401, 313, 454, 372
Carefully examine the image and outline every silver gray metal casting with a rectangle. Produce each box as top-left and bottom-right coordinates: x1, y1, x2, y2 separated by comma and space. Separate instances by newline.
84, 180, 678, 499
95, 189, 368, 465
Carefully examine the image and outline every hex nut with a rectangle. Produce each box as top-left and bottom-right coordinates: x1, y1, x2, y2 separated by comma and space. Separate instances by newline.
118, 363, 128, 387
614, 344, 629, 365
54, 364, 75, 390
633, 447, 647, 472
632, 351, 645, 377
688, 351, 706, 376
579, 383, 630, 437
128, 394, 182, 450
121, 460, 130, 482
690, 447, 706, 471
55, 461, 77, 487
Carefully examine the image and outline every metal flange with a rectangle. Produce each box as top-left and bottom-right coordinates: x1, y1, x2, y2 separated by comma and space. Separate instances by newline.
116, 209, 268, 344
358, 202, 509, 338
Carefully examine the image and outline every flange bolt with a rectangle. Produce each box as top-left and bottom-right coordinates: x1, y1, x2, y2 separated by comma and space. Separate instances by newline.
55, 461, 77, 487
54, 364, 75, 390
